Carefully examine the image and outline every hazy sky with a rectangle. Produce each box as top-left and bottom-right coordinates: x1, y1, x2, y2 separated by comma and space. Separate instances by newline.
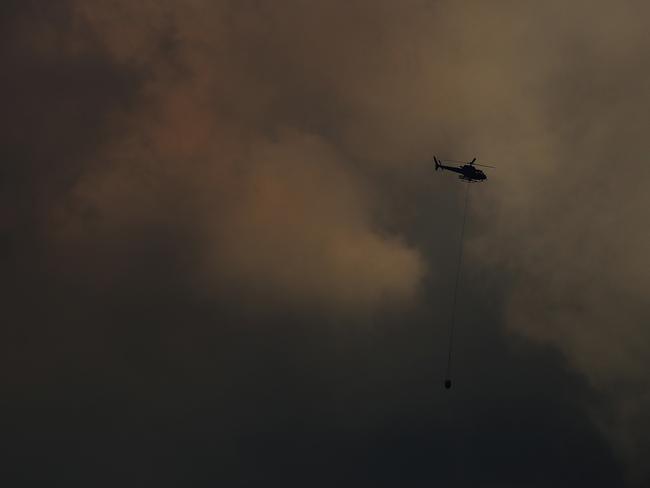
2, 1, 649, 486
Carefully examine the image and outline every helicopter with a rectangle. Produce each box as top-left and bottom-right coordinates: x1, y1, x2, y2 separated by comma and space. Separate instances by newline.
434, 156, 494, 182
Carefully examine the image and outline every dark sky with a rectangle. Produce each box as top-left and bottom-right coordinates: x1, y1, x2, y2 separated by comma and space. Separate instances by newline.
2, 1, 649, 486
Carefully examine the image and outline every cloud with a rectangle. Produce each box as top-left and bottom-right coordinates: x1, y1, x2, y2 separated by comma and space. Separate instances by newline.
455, 1, 650, 481
38, 0, 426, 313
2, 0, 649, 484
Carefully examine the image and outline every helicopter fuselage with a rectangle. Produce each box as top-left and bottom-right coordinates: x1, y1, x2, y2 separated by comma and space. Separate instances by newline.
438, 163, 487, 182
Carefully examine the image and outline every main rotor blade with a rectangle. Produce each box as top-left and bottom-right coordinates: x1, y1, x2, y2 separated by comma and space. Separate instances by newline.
440, 158, 497, 168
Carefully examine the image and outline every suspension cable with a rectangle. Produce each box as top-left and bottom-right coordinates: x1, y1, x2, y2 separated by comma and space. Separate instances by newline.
444, 182, 471, 389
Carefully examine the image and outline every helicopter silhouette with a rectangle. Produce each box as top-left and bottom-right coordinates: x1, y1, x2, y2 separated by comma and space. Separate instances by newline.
434, 156, 494, 182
